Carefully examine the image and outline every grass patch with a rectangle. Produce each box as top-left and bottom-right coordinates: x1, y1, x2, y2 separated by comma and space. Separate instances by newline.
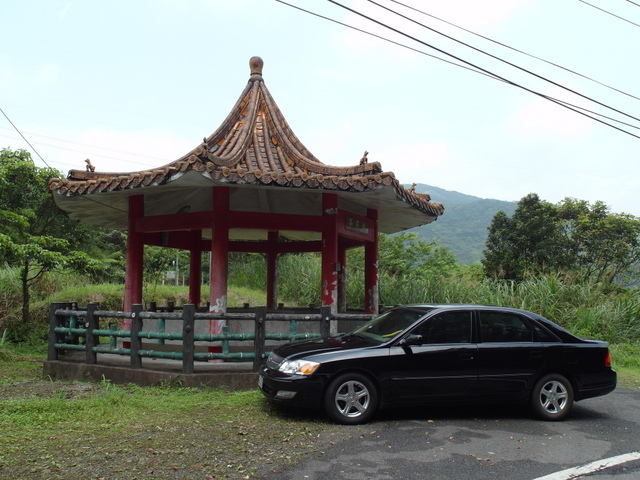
0, 344, 46, 383
0, 344, 352, 480
0, 336, 638, 479
615, 368, 640, 389
610, 343, 640, 389
0, 382, 344, 479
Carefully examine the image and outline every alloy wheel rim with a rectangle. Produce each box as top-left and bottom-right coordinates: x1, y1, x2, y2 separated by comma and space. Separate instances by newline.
335, 380, 370, 418
540, 380, 568, 414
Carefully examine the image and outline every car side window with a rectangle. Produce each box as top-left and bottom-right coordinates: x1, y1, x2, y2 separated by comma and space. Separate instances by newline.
479, 312, 534, 342
412, 311, 472, 344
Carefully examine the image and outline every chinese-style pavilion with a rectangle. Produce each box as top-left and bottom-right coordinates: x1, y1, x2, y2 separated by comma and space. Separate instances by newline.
48, 57, 444, 326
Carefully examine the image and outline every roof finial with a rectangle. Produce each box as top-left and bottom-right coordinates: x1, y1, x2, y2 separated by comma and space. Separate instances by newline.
250, 56, 264, 77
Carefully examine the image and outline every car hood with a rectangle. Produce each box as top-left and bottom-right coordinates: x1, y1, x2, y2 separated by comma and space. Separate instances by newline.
274, 334, 379, 360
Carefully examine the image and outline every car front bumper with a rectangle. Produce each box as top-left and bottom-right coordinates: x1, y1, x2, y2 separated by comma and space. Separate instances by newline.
258, 367, 327, 409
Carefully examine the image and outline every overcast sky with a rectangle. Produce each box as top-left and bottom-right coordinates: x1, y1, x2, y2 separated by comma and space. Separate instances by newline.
2, 0, 639, 215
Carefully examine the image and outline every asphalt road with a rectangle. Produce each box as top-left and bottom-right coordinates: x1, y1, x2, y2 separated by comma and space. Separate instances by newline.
259, 388, 640, 480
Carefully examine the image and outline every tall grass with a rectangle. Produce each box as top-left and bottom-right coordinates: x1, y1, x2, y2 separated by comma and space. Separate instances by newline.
236, 253, 640, 344
369, 273, 640, 344
228, 252, 640, 344
3, 254, 640, 346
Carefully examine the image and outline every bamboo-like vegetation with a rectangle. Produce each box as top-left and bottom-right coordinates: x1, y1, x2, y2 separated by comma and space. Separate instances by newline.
2, 250, 640, 347
227, 251, 640, 345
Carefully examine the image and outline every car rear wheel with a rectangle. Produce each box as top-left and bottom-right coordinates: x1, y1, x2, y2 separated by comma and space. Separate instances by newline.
324, 373, 378, 425
531, 374, 574, 420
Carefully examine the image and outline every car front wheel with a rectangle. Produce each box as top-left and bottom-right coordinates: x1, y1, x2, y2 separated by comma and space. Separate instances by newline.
531, 374, 574, 420
324, 373, 378, 425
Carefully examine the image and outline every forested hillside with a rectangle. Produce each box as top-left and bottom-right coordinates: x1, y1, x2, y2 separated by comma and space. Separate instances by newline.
405, 184, 517, 264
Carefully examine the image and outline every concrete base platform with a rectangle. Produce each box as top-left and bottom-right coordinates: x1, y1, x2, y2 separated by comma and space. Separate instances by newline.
43, 354, 258, 390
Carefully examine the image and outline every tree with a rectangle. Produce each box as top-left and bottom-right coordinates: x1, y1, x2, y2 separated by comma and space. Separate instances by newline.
483, 194, 569, 280
483, 193, 640, 285
346, 232, 457, 281
377, 232, 457, 278
557, 198, 640, 284
0, 148, 101, 323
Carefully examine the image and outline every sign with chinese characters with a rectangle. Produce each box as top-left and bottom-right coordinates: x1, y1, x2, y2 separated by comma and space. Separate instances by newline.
344, 215, 370, 236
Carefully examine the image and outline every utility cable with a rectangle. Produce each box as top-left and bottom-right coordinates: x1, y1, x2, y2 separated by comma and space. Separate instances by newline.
314, 0, 640, 139
0, 108, 131, 215
0, 106, 54, 170
0, 126, 175, 167
73, 193, 130, 214
389, 0, 640, 102
274, 0, 503, 83
579, 0, 640, 28
277, 0, 639, 134
364, 0, 640, 124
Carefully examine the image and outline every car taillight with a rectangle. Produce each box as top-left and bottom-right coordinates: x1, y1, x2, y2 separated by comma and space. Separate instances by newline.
605, 351, 612, 367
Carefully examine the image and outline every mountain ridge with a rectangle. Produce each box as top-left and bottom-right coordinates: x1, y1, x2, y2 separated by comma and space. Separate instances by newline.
405, 184, 518, 264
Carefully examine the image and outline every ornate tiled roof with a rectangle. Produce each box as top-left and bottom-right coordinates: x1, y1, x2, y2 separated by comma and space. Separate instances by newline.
49, 57, 443, 232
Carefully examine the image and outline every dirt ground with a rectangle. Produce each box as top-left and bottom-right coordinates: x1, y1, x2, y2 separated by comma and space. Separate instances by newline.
0, 379, 359, 480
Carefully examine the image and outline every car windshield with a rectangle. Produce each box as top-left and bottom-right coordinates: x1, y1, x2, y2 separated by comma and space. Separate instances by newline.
353, 308, 430, 343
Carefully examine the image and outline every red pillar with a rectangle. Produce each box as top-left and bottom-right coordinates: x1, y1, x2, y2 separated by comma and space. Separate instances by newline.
337, 242, 347, 312
189, 230, 202, 307
266, 231, 279, 310
321, 193, 339, 314
124, 195, 144, 332
364, 208, 379, 314
209, 187, 229, 359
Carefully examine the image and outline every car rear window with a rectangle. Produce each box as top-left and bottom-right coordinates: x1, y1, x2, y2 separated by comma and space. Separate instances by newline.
530, 321, 562, 342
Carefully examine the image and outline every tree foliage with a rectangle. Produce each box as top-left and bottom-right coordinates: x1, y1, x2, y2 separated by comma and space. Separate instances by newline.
557, 198, 640, 284
0, 148, 102, 322
483, 193, 640, 285
377, 232, 458, 278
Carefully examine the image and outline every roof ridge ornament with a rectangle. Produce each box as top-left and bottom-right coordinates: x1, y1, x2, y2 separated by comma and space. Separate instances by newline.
250, 56, 264, 78
49, 56, 445, 224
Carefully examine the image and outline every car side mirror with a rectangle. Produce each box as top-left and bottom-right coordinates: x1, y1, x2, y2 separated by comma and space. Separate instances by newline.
398, 334, 423, 347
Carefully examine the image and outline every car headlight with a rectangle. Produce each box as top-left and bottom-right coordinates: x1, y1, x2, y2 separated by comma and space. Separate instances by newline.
278, 359, 320, 375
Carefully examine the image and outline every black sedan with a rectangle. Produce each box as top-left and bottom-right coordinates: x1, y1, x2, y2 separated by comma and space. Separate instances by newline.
259, 305, 616, 424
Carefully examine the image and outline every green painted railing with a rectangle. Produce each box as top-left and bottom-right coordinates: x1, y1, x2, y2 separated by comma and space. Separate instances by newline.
48, 302, 372, 373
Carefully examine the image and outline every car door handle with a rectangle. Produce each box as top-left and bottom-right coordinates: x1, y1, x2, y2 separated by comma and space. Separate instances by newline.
459, 354, 474, 361
530, 351, 542, 358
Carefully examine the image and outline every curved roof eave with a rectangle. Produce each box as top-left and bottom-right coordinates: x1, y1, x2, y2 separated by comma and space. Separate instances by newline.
48, 56, 444, 235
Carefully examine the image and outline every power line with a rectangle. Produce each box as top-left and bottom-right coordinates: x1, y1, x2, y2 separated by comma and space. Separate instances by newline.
1, 106, 132, 216
0, 126, 176, 165
0, 132, 170, 169
298, 0, 640, 140
389, 0, 640, 102
363, 0, 640, 125
579, 0, 640, 28
274, 0, 503, 83
277, 0, 640, 134
0, 106, 53, 169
